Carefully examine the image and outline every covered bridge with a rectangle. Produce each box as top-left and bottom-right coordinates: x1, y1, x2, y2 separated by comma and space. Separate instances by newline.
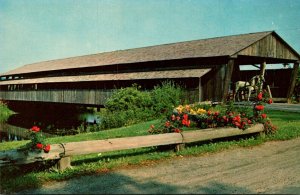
0, 31, 299, 105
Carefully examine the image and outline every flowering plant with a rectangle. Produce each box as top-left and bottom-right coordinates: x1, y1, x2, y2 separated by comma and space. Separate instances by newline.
24, 126, 51, 153
148, 112, 191, 134
148, 89, 277, 135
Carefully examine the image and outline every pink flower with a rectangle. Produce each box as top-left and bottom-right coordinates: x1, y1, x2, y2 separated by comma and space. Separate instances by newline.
171, 114, 176, 121
165, 121, 171, 127
31, 126, 40, 132
43, 144, 51, 153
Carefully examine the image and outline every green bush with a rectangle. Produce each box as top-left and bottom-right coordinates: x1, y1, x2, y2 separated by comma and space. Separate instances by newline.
105, 84, 153, 112
97, 81, 185, 130
151, 80, 185, 116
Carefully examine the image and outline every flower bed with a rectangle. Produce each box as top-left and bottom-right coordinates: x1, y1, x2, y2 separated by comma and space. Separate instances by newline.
149, 89, 276, 135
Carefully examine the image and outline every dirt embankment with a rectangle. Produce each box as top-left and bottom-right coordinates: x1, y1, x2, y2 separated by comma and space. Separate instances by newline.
20, 137, 300, 194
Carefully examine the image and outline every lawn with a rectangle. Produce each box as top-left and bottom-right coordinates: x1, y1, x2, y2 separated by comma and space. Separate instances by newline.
0, 109, 299, 193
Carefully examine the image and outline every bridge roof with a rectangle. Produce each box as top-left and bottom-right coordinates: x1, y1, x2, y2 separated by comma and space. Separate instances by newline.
0, 69, 211, 85
1, 31, 299, 77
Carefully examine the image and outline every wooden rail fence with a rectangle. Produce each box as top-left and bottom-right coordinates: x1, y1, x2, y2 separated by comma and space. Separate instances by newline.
0, 124, 264, 171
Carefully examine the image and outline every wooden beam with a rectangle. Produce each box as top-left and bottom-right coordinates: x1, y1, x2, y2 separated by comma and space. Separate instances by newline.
222, 58, 235, 103
260, 61, 266, 78
259, 61, 267, 91
0, 124, 264, 170
287, 61, 299, 103
62, 133, 183, 156
198, 77, 202, 102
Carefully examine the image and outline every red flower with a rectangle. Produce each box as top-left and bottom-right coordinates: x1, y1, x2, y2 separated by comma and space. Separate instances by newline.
255, 105, 264, 111
267, 99, 273, 104
43, 144, 51, 153
257, 92, 263, 101
182, 119, 191, 127
207, 111, 211, 116
165, 121, 171, 127
261, 114, 267, 119
183, 114, 188, 120
182, 114, 190, 127
248, 120, 252, 124
233, 115, 241, 123
36, 143, 43, 149
31, 126, 40, 132
234, 122, 241, 128
174, 128, 181, 133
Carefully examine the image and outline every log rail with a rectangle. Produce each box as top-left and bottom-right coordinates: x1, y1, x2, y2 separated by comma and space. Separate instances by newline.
0, 124, 264, 170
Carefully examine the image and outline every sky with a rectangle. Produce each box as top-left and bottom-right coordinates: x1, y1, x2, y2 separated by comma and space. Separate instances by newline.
0, 0, 300, 74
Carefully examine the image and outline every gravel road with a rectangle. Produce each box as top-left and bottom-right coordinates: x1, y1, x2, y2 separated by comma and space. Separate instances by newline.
20, 137, 300, 194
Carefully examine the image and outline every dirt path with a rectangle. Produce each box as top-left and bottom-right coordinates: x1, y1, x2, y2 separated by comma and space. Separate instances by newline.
20, 137, 300, 194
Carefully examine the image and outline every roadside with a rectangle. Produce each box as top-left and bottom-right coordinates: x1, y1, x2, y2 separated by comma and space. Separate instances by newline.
20, 136, 300, 194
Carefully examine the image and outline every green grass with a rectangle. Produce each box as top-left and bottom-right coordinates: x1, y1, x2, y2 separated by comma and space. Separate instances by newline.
0, 110, 299, 193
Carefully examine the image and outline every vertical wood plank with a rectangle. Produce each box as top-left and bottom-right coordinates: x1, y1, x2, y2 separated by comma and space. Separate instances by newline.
287, 62, 299, 103
222, 58, 235, 103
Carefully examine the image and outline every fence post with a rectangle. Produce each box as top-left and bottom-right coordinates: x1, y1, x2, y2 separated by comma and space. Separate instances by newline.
55, 156, 71, 171
175, 144, 185, 152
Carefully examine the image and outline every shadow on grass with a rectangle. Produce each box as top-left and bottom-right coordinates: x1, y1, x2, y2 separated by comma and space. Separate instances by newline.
0, 160, 58, 193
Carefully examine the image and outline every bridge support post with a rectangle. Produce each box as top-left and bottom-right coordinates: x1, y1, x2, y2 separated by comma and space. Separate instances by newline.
287, 61, 299, 104
222, 58, 235, 103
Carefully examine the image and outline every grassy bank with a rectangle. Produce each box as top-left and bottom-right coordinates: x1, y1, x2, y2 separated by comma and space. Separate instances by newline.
0, 110, 299, 193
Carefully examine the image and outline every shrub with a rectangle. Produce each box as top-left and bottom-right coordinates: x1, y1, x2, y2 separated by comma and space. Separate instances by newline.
105, 84, 153, 112
99, 81, 185, 130
151, 80, 185, 116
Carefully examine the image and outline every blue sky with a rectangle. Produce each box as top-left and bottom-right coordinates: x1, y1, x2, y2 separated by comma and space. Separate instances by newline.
0, 0, 299, 74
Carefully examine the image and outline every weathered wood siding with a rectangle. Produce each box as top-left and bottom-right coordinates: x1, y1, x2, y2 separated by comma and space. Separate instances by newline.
0, 88, 200, 105
238, 34, 299, 60
0, 89, 113, 105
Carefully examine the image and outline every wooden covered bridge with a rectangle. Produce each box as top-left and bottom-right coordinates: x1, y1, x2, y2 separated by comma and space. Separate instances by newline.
0, 31, 299, 106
